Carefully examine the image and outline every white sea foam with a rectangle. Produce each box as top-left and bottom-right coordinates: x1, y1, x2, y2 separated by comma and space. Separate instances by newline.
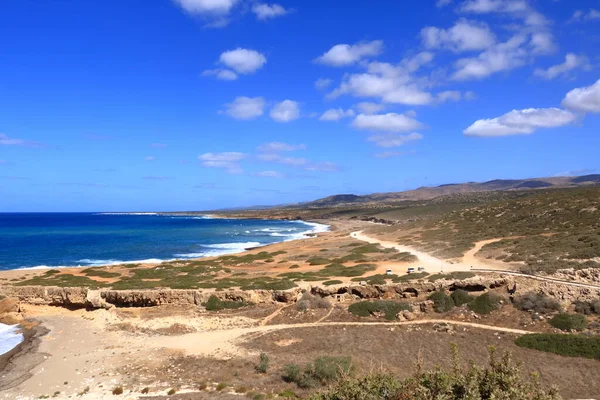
175, 241, 263, 258
0, 323, 24, 356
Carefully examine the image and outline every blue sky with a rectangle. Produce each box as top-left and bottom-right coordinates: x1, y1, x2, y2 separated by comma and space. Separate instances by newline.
1, 0, 599, 212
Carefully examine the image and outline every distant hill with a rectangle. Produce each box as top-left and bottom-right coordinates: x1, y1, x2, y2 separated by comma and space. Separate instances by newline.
302, 175, 599, 207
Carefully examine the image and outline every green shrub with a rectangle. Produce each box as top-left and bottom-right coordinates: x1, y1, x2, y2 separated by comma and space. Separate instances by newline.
235, 386, 248, 393
514, 292, 561, 314
255, 352, 270, 374
573, 300, 600, 315
296, 292, 331, 311
322, 280, 343, 286
450, 289, 473, 306
203, 295, 248, 311
428, 290, 454, 313
282, 364, 302, 384
348, 300, 410, 320
111, 387, 123, 395
307, 347, 560, 400
216, 382, 228, 391
515, 333, 600, 360
283, 356, 354, 389
549, 313, 588, 331
468, 292, 503, 314
167, 388, 176, 395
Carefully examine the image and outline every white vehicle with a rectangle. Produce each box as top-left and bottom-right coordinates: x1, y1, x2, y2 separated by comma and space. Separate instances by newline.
407, 267, 415, 274
418, 266, 425, 272
385, 269, 393, 275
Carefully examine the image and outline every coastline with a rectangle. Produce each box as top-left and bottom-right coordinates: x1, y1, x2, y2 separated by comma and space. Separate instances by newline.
2, 218, 330, 273
0, 321, 49, 392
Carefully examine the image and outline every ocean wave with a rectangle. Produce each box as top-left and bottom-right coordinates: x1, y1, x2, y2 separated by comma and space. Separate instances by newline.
175, 241, 262, 258
0, 323, 24, 356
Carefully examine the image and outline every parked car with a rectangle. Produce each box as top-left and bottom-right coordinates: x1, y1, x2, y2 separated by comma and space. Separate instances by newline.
385, 269, 393, 275
407, 267, 415, 274
418, 266, 425, 272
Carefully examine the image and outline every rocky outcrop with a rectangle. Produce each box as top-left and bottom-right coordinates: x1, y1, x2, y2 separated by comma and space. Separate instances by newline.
0, 276, 511, 309
0, 286, 299, 309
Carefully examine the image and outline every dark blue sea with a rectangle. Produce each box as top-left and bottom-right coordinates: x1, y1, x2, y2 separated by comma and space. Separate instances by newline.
0, 213, 328, 271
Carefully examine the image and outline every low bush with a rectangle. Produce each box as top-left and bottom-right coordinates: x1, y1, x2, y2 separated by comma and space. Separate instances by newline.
468, 292, 503, 315
573, 300, 600, 315
255, 352, 270, 374
283, 356, 354, 389
308, 347, 560, 399
549, 313, 588, 331
167, 388, 176, 395
515, 333, 600, 360
296, 292, 332, 311
203, 295, 249, 311
514, 292, 561, 314
322, 280, 343, 286
216, 383, 228, 391
428, 290, 454, 313
111, 387, 123, 395
348, 300, 411, 320
450, 289, 473, 306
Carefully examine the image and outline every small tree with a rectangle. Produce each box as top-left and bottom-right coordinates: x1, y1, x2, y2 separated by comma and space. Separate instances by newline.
549, 313, 588, 331
255, 352, 270, 373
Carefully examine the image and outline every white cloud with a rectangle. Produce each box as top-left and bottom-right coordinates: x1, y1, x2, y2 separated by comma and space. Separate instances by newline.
223, 96, 265, 120
202, 69, 238, 80
315, 78, 333, 90
437, 0, 453, 7
253, 170, 285, 178
367, 132, 423, 148
530, 32, 556, 55
258, 142, 306, 152
534, 53, 590, 80
464, 91, 477, 100
252, 3, 289, 20
459, 0, 547, 26
0, 134, 25, 146
355, 102, 386, 115
319, 108, 355, 121
570, 9, 600, 22
315, 40, 384, 67
437, 90, 462, 103
464, 108, 577, 137
145, 156, 155, 162
219, 48, 266, 74
270, 100, 300, 122
562, 79, 600, 114
352, 113, 423, 133
258, 153, 308, 166
172, 0, 238, 15
199, 152, 246, 174
328, 52, 436, 105
421, 19, 496, 52
374, 151, 409, 158
304, 162, 339, 172
452, 35, 528, 80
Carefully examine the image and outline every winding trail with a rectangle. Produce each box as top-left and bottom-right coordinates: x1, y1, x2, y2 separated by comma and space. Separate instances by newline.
150, 319, 532, 359
351, 231, 600, 290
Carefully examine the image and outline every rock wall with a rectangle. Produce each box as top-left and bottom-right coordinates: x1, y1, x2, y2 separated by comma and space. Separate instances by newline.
0, 276, 511, 309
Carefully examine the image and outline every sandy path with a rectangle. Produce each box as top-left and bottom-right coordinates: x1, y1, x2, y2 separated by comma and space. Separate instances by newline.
350, 231, 469, 274
150, 319, 532, 360
353, 231, 600, 290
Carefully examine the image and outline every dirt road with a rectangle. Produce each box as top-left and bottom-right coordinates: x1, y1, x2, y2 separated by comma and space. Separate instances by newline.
352, 231, 600, 290
150, 319, 532, 359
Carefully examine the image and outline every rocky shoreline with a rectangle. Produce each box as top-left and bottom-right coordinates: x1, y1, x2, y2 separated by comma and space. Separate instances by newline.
0, 321, 49, 392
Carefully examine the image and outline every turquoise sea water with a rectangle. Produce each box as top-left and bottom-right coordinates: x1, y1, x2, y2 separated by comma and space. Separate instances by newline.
0, 213, 327, 270
0, 213, 328, 354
